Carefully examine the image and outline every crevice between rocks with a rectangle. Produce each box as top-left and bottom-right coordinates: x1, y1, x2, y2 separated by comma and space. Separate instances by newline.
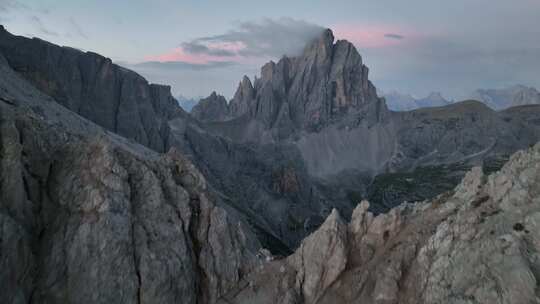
127, 173, 142, 304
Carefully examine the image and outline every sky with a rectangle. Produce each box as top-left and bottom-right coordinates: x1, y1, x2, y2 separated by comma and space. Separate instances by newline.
1, 0, 539, 100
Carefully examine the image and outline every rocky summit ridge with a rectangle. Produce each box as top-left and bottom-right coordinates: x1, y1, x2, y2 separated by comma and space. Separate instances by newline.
193, 29, 385, 136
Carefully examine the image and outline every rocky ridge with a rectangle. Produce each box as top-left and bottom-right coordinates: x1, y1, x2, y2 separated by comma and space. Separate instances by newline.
0, 25, 184, 152
221, 142, 540, 304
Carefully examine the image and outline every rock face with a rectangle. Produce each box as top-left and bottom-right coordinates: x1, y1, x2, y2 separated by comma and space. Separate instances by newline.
0, 51, 260, 304
0, 25, 184, 152
191, 92, 230, 121
166, 123, 335, 251
204, 29, 386, 136
229, 76, 256, 117
470, 85, 540, 110
220, 142, 540, 304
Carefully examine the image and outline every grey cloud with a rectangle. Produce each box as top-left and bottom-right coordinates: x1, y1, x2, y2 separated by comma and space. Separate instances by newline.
384, 33, 404, 40
37, 7, 50, 14
69, 18, 88, 39
0, 0, 27, 12
365, 34, 540, 99
181, 17, 325, 58
181, 41, 236, 57
0, 0, 28, 21
30, 15, 58, 36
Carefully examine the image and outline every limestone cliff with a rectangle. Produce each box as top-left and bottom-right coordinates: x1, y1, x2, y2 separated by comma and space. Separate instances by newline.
0, 51, 260, 304
0, 25, 184, 152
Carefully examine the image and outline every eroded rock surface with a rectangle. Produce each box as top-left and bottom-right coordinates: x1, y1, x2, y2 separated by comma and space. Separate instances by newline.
0, 52, 260, 304
221, 143, 540, 304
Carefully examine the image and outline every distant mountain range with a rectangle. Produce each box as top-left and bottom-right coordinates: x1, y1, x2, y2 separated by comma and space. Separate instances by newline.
381, 91, 452, 111
176, 95, 201, 112
469, 85, 540, 110
382, 85, 540, 111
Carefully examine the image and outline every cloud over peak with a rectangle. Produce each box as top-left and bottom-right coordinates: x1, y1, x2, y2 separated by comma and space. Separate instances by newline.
186, 18, 325, 58
148, 18, 325, 65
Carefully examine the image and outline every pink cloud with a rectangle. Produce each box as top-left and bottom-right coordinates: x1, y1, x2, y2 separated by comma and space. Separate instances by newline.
145, 41, 247, 65
145, 48, 217, 64
332, 23, 419, 49
145, 23, 425, 65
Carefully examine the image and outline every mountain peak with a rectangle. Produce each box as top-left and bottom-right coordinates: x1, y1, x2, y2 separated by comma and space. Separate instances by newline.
425, 92, 447, 101
191, 27, 385, 136
229, 75, 256, 117
320, 28, 335, 44
241, 75, 252, 85
303, 28, 335, 60
191, 92, 229, 122
311, 28, 334, 46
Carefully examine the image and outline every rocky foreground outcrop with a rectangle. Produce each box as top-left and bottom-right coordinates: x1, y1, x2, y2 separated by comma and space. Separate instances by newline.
220, 142, 540, 304
0, 52, 260, 304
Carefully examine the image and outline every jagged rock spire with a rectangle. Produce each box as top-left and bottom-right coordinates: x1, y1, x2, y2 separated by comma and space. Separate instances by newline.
191, 91, 230, 122
229, 75, 255, 117
232, 28, 385, 133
